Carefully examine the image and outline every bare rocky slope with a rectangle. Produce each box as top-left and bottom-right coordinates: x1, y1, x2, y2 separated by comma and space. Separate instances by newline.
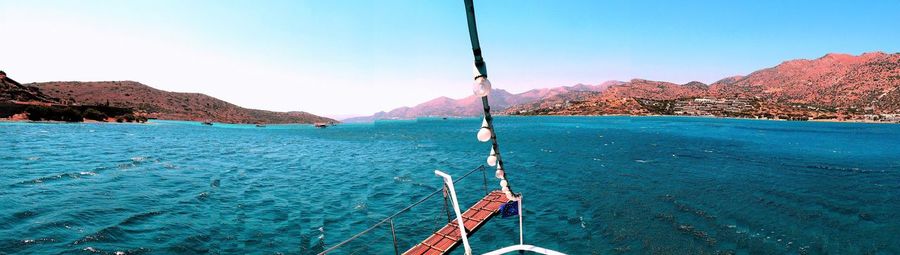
506, 52, 900, 118
31, 81, 335, 124
1, 77, 59, 103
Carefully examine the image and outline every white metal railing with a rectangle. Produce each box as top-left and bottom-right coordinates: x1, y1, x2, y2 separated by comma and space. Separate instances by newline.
317, 165, 488, 255
319, 167, 566, 255
436, 171, 566, 255
435, 170, 473, 255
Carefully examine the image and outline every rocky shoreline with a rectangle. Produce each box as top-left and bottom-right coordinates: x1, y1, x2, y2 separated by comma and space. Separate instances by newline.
502, 112, 900, 124
0, 102, 146, 123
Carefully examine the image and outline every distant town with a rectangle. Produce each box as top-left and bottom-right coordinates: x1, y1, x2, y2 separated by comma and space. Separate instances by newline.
543, 97, 900, 123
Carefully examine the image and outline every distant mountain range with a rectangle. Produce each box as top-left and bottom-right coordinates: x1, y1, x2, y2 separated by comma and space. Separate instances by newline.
2, 80, 334, 124
509, 52, 900, 119
347, 52, 900, 122
343, 81, 624, 122
6, 52, 897, 123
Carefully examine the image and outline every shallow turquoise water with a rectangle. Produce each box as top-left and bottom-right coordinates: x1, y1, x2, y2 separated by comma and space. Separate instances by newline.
2, 116, 899, 254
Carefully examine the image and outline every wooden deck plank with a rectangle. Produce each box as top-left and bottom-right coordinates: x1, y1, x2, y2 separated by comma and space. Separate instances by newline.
405, 244, 429, 255
402, 190, 510, 255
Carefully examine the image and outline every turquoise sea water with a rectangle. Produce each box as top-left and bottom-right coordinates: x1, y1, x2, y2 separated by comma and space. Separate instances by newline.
2, 116, 899, 254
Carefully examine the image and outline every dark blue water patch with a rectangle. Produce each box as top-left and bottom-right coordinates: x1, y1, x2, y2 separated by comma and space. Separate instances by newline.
12, 210, 39, 220
1, 117, 899, 254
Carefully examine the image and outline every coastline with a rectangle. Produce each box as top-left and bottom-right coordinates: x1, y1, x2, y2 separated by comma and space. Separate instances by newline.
636, 114, 900, 124
345, 114, 900, 125
499, 114, 900, 125
7, 114, 899, 125
0, 118, 151, 124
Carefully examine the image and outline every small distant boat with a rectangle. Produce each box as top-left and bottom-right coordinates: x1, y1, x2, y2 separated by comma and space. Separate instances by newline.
255, 123, 266, 127
202, 121, 213, 126
314, 122, 328, 128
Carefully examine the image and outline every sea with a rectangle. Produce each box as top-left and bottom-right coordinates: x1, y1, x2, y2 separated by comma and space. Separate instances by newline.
1, 116, 899, 254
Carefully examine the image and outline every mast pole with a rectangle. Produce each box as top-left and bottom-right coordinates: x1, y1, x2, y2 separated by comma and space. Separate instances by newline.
463, 0, 517, 199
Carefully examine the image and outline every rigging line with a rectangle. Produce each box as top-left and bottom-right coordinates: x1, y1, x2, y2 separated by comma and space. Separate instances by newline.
464, 0, 516, 198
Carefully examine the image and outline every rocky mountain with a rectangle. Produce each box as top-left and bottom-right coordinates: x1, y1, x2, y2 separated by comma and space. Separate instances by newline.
344, 81, 622, 122
0, 77, 59, 103
708, 52, 900, 110
506, 52, 900, 119
596, 79, 709, 101
31, 81, 335, 124
504, 79, 707, 115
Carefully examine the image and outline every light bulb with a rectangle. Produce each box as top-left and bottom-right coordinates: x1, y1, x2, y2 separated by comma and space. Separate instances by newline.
477, 128, 492, 142
501, 185, 510, 193
495, 169, 505, 179
487, 155, 497, 166
472, 77, 492, 97
500, 179, 508, 188
487, 148, 497, 166
478, 117, 491, 142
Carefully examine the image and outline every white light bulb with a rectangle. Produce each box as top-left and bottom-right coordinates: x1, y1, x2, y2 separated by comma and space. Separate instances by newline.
501, 185, 510, 193
500, 179, 508, 188
495, 169, 505, 179
487, 148, 497, 166
472, 77, 492, 97
477, 128, 492, 142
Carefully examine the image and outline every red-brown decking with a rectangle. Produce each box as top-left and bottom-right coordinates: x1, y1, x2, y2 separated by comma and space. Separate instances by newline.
403, 190, 510, 255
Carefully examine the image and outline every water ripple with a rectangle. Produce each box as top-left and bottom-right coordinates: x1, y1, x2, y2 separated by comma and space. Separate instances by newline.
0, 117, 898, 254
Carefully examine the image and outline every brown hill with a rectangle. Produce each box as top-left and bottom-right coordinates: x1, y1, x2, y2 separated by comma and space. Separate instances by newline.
344, 81, 622, 122
1, 77, 59, 103
32, 81, 335, 124
598, 79, 709, 101
503, 91, 602, 115
505, 79, 707, 115
709, 52, 900, 112
506, 52, 900, 117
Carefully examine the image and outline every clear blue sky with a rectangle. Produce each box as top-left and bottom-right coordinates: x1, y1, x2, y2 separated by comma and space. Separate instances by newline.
2, 0, 898, 117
